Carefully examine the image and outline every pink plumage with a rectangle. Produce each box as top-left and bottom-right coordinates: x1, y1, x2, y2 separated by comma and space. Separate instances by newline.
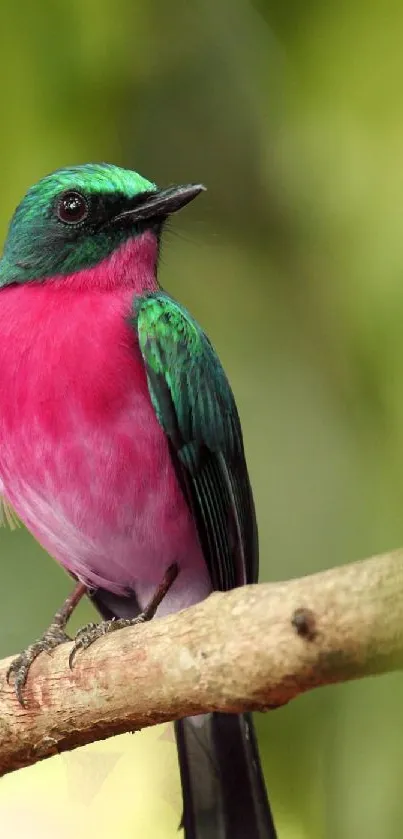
0, 233, 211, 614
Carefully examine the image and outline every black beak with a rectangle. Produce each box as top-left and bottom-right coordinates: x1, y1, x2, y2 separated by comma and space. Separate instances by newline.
113, 183, 206, 224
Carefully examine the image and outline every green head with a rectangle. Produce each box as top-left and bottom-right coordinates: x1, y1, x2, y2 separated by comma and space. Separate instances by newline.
0, 163, 204, 286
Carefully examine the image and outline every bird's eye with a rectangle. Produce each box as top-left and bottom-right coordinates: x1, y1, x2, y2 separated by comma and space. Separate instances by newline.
57, 191, 89, 225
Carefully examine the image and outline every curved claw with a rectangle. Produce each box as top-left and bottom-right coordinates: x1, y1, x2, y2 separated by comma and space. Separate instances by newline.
6, 584, 86, 707
68, 622, 99, 670
6, 658, 29, 707
7, 627, 71, 707
68, 644, 80, 671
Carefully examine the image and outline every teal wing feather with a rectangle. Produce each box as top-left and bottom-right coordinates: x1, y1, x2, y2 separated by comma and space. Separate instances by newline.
132, 291, 258, 589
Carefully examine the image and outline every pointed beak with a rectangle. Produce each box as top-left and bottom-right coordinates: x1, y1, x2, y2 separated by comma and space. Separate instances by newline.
113, 183, 206, 225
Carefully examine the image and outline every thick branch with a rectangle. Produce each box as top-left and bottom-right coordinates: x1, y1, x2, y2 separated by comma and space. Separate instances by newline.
1, 547, 403, 776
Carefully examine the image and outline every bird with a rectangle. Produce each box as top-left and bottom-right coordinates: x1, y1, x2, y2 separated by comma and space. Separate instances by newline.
0, 164, 277, 839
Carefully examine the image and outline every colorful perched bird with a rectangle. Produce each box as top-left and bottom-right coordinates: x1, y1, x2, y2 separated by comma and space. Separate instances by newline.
0, 164, 277, 839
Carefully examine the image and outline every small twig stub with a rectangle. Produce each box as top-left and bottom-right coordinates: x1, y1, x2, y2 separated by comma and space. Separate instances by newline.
291, 607, 317, 641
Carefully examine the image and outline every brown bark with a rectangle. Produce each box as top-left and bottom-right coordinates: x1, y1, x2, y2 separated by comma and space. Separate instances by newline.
1, 547, 403, 777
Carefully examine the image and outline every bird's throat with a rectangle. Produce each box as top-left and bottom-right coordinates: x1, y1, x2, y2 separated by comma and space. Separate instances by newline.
47, 231, 160, 294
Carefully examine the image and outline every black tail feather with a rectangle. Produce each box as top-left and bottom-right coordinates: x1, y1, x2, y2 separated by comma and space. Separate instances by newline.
175, 712, 277, 839
90, 591, 277, 837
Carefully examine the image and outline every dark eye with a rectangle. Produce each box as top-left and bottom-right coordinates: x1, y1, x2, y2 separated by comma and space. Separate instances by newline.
57, 191, 89, 225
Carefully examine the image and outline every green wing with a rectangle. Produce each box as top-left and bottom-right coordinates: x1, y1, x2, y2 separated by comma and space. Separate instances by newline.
132, 291, 258, 590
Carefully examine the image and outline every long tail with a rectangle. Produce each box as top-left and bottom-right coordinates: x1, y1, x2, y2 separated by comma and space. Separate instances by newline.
90, 590, 277, 837
175, 712, 277, 839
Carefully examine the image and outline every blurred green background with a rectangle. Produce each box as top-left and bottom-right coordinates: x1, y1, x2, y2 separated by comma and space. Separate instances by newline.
1, 0, 403, 836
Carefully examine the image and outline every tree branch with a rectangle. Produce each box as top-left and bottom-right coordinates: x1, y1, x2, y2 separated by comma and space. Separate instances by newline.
1, 547, 403, 777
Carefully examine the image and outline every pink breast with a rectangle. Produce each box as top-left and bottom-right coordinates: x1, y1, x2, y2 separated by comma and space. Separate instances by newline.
0, 279, 211, 612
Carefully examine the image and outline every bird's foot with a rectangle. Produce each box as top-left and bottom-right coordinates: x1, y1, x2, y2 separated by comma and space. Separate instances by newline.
68, 616, 142, 669
6, 581, 87, 707
69, 562, 179, 669
7, 623, 72, 708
